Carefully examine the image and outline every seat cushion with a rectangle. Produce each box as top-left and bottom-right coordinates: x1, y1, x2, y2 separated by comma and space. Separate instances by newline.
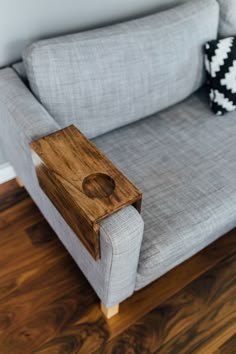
23, 0, 219, 139
93, 88, 236, 290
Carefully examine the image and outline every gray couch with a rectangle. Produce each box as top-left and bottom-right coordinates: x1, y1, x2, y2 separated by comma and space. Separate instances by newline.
0, 0, 236, 316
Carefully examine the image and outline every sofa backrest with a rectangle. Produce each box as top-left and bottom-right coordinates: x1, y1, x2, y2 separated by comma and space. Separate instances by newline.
217, 0, 236, 38
23, 0, 219, 139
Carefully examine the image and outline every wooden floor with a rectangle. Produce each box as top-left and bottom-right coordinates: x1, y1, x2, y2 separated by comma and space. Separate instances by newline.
0, 180, 235, 354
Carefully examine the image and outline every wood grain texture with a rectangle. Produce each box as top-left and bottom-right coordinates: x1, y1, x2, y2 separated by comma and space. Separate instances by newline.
30, 125, 142, 259
217, 334, 236, 354
0, 185, 28, 212
0, 179, 18, 194
25, 219, 56, 247
0, 179, 235, 353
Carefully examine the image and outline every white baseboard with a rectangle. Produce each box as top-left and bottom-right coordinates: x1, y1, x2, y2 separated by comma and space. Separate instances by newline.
0, 163, 16, 184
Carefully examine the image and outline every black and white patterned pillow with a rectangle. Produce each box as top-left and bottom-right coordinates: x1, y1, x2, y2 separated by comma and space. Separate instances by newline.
205, 36, 236, 115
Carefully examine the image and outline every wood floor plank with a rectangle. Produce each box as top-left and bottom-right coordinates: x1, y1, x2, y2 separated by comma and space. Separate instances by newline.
155, 300, 236, 353
0, 287, 101, 354
0, 230, 102, 353
0, 186, 28, 213
0, 179, 235, 353
216, 334, 236, 354
155, 255, 236, 354
0, 197, 41, 236
0, 179, 18, 194
32, 306, 109, 354
25, 219, 56, 246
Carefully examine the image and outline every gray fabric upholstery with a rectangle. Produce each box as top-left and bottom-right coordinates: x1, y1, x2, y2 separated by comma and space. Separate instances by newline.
1, 61, 236, 303
217, 0, 236, 37
0, 68, 144, 307
23, 0, 219, 139
93, 88, 236, 290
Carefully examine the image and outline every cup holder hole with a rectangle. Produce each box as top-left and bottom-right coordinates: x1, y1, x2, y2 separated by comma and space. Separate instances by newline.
82, 173, 115, 198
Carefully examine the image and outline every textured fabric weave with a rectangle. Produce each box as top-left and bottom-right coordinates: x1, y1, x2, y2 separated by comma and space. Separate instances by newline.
23, 0, 219, 139
217, 0, 236, 38
93, 88, 236, 289
0, 68, 144, 307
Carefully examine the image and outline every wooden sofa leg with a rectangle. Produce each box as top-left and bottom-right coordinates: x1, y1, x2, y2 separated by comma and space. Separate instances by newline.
101, 303, 119, 319
16, 176, 24, 187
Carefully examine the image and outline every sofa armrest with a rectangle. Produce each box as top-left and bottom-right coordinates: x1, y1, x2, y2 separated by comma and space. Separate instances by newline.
0, 67, 144, 307
31, 125, 142, 260
0, 68, 60, 144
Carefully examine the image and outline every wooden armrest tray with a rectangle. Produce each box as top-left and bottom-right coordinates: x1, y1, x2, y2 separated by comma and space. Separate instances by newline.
30, 125, 142, 260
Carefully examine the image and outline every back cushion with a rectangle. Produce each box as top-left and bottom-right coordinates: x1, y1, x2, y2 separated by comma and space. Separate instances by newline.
217, 0, 236, 38
23, 0, 219, 139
